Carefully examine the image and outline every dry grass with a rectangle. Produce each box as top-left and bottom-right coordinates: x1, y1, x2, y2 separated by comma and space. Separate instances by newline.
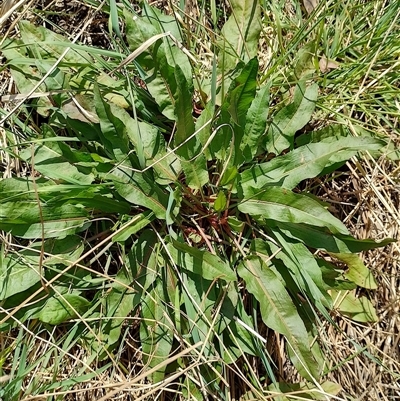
0, 0, 399, 400
326, 154, 400, 400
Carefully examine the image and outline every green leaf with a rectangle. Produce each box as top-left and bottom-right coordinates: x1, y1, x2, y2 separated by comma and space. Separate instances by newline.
102, 268, 139, 350
227, 216, 245, 233
141, 3, 192, 79
145, 70, 177, 120
124, 7, 192, 120
218, 0, 262, 72
211, 59, 258, 163
252, 237, 332, 309
181, 154, 209, 190
0, 287, 47, 331
80, 232, 157, 356
123, 9, 158, 51
104, 102, 180, 185
114, 173, 169, 219
128, 230, 160, 293
242, 82, 271, 162
0, 201, 89, 239
19, 20, 91, 64
276, 223, 394, 253
174, 65, 195, 148
173, 65, 208, 189
63, 192, 131, 215
227, 302, 259, 359
330, 252, 377, 289
127, 119, 180, 185
182, 378, 205, 401
2, 22, 92, 116
227, 58, 259, 165
141, 3, 183, 42
31, 236, 84, 266
0, 177, 50, 202
38, 293, 90, 325
267, 380, 341, 401
0, 255, 41, 300
109, 0, 121, 38
167, 241, 236, 282
266, 82, 318, 154
240, 136, 386, 193
181, 272, 216, 356
318, 381, 342, 399
292, 42, 317, 81
96, 73, 130, 109
140, 278, 174, 383
319, 260, 357, 291
195, 102, 214, 161
31, 61, 68, 95
295, 124, 349, 147
1, 47, 53, 116
2, 22, 92, 114
22, 143, 94, 185
334, 291, 378, 322
237, 256, 320, 380
1, 169, 129, 217
220, 166, 238, 186
238, 187, 349, 235
227, 58, 258, 128
216, 282, 239, 333
214, 191, 227, 212
19, 181, 131, 215
93, 85, 131, 162
36, 367, 111, 393
112, 212, 155, 243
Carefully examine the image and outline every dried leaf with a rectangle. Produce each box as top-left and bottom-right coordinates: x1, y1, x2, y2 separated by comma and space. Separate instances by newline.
319, 56, 340, 73
0, 0, 14, 19
303, 0, 318, 14
62, 98, 99, 123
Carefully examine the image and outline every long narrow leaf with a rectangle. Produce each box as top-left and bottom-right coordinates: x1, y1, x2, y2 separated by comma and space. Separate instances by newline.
167, 241, 236, 282
174, 65, 195, 148
0, 200, 89, 239
277, 223, 394, 253
238, 186, 349, 235
218, 0, 261, 72
242, 82, 271, 162
173, 65, 208, 189
93, 85, 131, 161
238, 256, 320, 380
266, 82, 318, 154
0, 255, 41, 300
107, 102, 180, 184
240, 136, 385, 193
115, 173, 169, 219
252, 238, 332, 310
330, 253, 377, 289
140, 278, 174, 383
